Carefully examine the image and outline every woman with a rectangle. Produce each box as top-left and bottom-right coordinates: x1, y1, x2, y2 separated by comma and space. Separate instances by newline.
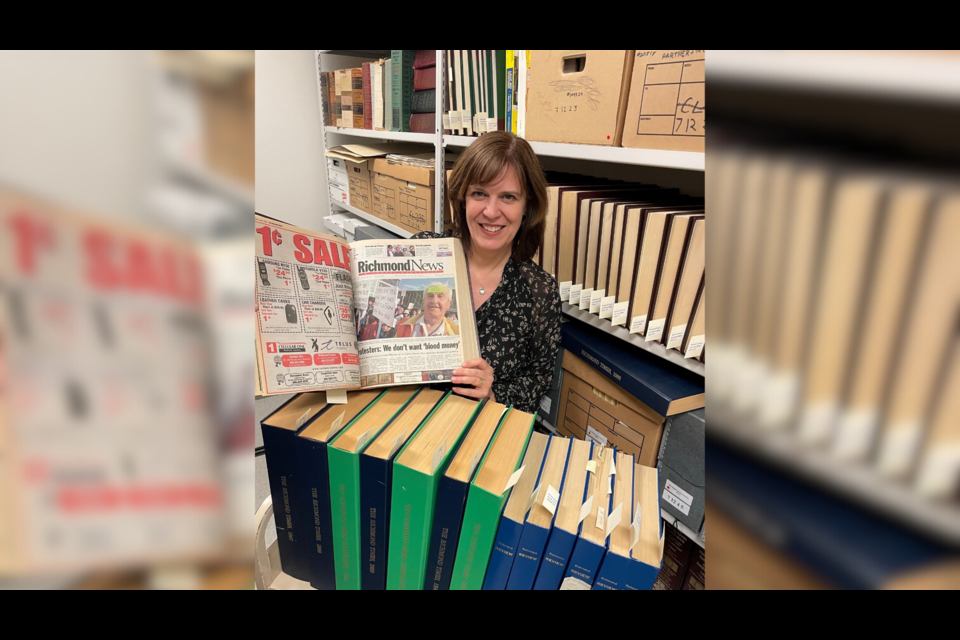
413, 131, 560, 413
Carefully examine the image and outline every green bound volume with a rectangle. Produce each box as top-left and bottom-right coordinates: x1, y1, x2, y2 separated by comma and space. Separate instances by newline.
386, 394, 482, 589
390, 50, 415, 132
449, 409, 536, 590
328, 387, 419, 590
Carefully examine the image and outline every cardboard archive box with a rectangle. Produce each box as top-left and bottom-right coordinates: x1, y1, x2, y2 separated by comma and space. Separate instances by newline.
371, 158, 435, 235
525, 50, 635, 146
554, 350, 664, 467
621, 50, 705, 152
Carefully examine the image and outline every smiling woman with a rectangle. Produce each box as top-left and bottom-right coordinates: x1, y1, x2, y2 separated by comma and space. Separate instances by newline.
412, 131, 561, 413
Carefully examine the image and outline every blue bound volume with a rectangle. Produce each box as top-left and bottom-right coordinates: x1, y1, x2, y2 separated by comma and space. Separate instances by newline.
560, 322, 704, 416
423, 474, 472, 590
295, 430, 337, 590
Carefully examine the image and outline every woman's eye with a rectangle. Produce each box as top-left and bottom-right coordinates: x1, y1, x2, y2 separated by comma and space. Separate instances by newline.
502, 194, 516, 201
471, 191, 486, 198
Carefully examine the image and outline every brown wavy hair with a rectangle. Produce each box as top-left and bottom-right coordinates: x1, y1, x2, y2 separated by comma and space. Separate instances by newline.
446, 131, 548, 262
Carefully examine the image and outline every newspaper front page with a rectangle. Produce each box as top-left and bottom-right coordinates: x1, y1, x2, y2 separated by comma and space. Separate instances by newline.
255, 215, 360, 395
349, 238, 476, 388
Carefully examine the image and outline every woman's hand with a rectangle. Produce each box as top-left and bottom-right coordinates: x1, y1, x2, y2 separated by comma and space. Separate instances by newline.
452, 358, 496, 401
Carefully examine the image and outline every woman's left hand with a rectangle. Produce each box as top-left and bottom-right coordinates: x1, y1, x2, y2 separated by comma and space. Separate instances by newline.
452, 358, 496, 401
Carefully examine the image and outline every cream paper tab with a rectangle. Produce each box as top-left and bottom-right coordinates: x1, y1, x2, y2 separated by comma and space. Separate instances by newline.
526, 483, 543, 514
543, 485, 561, 516
450, 112, 462, 129
666, 323, 687, 350
611, 301, 629, 326
629, 315, 647, 335
569, 284, 583, 305
355, 427, 376, 452
295, 408, 313, 428
430, 437, 449, 475
388, 431, 407, 458
442, 113, 451, 129
579, 288, 593, 311
832, 408, 879, 461
559, 281, 572, 302
476, 113, 487, 133
599, 296, 616, 319
502, 465, 525, 495
644, 318, 666, 342
629, 503, 642, 550
578, 496, 594, 524
589, 289, 605, 314
605, 502, 623, 539
327, 411, 347, 440
595, 506, 606, 531
607, 475, 613, 496
487, 117, 499, 132
685, 334, 705, 359
585, 460, 598, 475
609, 458, 616, 477
327, 389, 349, 404
878, 423, 921, 477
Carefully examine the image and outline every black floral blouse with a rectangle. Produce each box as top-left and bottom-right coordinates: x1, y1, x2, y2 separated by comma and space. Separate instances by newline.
412, 232, 562, 414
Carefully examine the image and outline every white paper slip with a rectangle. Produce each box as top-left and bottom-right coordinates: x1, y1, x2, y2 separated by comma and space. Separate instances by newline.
442, 113, 451, 129
327, 411, 347, 440
578, 496, 594, 524
388, 431, 407, 458
832, 408, 879, 461
915, 444, 960, 497
662, 479, 693, 516
644, 318, 666, 342
540, 395, 552, 414
295, 408, 313, 428
666, 323, 687, 350
609, 458, 616, 477
476, 114, 487, 133
585, 460, 597, 474
797, 401, 838, 445
629, 503, 642, 550
607, 475, 613, 496
595, 506, 606, 531
685, 334, 705, 359
450, 112, 462, 129
502, 465, 525, 495
487, 117, 499, 132
629, 315, 647, 335
589, 289, 605, 314
611, 301, 629, 326
327, 389, 349, 404
431, 437, 449, 474
559, 281, 572, 302
605, 502, 623, 539
878, 423, 921, 477
579, 288, 593, 311
543, 484, 561, 516
599, 296, 616, 319
569, 284, 583, 305
526, 483, 543, 514
355, 427, 376, 452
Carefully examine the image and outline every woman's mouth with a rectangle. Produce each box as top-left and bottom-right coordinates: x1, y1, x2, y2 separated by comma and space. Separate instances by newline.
480, 224, 504, 235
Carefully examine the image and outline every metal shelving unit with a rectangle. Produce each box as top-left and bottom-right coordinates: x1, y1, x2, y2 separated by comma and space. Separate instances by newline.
324, 126, 435, 145
445, 135, 704, 170
330, 201, 411, 238
562, 302, 705, 376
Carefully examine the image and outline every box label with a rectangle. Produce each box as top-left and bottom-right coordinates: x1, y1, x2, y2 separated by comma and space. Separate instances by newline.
539, 395, 552, 415
599, 296, 616, 319
684, 334, 705, 358
579, 288, 593, 311
589, 289, 604, 314
629, 315, 647, 335
559, 281, 572, 302
569, 284, 582, 305
666, 323, 687, 349
662, 479, 693, 516
586, 425, 607, 446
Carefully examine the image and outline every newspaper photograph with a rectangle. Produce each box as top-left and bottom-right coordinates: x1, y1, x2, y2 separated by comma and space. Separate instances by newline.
349, 238, 477, 389
255, 215, 360, 395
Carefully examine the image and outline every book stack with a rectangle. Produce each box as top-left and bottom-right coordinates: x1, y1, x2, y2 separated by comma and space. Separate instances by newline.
319, 54, 416, 132
261, 387, 664, 589
443, 50, 507, 137
410, 50, 436, 134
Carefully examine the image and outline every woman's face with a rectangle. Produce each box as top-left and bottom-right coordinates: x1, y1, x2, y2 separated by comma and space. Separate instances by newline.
465, 164, 525, 257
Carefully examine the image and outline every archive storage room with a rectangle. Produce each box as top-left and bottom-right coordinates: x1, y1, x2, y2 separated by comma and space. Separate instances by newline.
255, 50, 705, 591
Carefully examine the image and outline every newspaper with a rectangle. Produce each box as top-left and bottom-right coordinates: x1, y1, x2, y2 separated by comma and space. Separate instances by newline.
349, 237, 477, 389
255, 214, 479, 396
255, 215, 360, 395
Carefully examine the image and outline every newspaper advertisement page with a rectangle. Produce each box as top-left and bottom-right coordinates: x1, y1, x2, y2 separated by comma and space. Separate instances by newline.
255, 215, 360, 395
350, 238, 466, 388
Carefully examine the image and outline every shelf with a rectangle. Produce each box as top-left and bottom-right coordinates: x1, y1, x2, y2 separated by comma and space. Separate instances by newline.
708, 404, 960, 547
330, 201, 412, 239
318, 50, 391, 60
445, 135, 704, 171
662, 509, 704, 549
561, 303, 705, 377
166, 160, 254, 208
325, 126, 435, 145
709, 51, 960, 104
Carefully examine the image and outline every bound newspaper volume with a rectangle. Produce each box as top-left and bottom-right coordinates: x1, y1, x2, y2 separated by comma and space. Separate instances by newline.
255, 213, 481, 396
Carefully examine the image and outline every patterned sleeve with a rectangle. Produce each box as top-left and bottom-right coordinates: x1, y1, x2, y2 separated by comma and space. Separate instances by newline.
492, 269, 562, 413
